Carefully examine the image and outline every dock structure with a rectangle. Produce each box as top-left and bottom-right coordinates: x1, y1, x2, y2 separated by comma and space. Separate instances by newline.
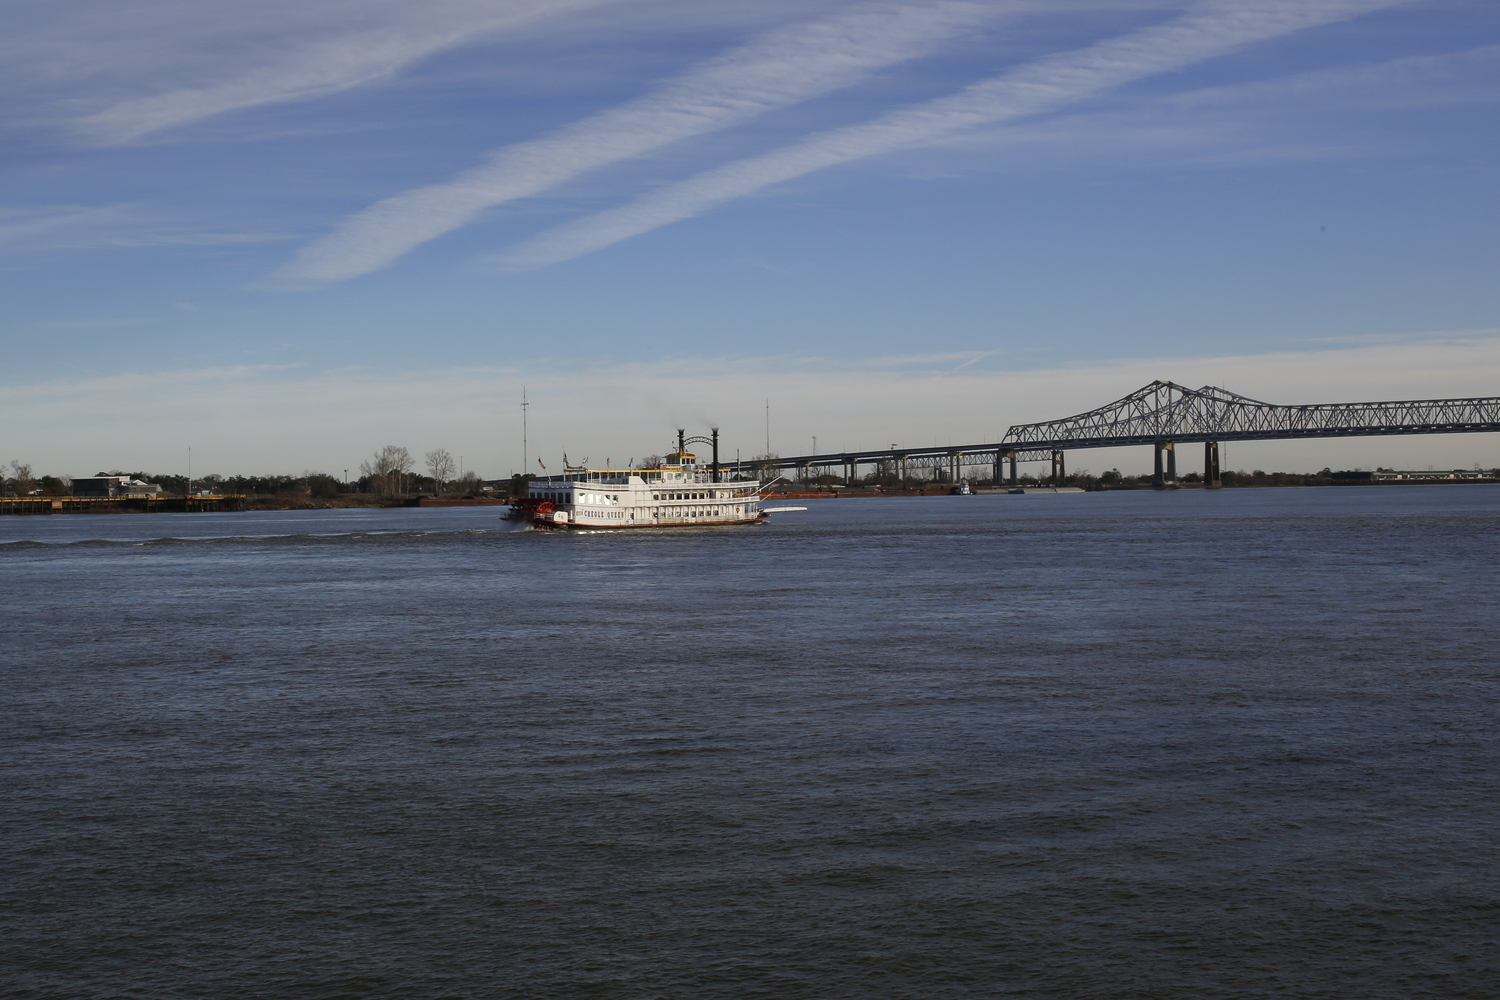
747, 381, 1500, 488
0, 495, 243, 515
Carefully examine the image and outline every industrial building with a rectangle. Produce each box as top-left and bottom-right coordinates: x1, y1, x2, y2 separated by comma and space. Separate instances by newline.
1332, 469, 1490, 482
70, 476, 162, 497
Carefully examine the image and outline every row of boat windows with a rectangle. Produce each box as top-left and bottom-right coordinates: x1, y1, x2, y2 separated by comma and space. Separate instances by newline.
569, 506, 744, 520
532, 490, 738, 505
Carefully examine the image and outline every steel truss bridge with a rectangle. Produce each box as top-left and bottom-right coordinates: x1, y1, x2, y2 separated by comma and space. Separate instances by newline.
743, 381, 1500, 487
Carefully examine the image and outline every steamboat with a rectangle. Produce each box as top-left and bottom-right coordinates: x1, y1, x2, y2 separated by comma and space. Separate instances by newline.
504, 430, 768, 531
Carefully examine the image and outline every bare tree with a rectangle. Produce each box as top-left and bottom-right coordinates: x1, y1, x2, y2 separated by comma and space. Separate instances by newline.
360, 445, 414, 495
749, 453, 779, 483
8, 461, 35, 495
426, 448, 456, 494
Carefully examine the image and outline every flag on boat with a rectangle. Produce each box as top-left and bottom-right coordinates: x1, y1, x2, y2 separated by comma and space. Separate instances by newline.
537, 458, 546, 470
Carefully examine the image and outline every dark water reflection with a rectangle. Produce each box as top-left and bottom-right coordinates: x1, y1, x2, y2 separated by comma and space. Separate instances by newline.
4, 489, 1498, 998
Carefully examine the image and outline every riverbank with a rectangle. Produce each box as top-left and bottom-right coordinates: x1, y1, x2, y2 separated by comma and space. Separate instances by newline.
0, 494, 490, 515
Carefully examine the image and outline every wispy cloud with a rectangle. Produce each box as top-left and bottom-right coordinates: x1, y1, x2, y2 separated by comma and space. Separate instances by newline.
0, 205, 136, 245
910, 42, 1500, 172
0, 204, 290, 251
71, 0, 625, 145
272, 2, 1000, 285
949, 351, 1002, 372
38, 318, 158, 331
1167, 41, 1500, 112
497, 0, 1407, 268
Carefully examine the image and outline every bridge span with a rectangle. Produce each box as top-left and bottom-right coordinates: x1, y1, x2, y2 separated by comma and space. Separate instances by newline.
747, 381, 1500, 488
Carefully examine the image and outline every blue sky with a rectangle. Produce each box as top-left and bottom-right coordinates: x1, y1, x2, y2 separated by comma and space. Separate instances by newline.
3, 0, 1498, 477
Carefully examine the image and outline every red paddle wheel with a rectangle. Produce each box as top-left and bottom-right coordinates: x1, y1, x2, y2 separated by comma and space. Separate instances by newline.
504, 496, 555, 523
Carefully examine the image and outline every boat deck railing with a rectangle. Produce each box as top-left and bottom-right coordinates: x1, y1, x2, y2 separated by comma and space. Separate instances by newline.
537, 469, 763, 485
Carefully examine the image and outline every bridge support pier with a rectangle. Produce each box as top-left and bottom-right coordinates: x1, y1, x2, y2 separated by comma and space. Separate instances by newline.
1007, 450, 1018, 486
898, 454, 907, 486
1051, 450, 1066, 485
1153, 440, 1164, 488
846, 460, 857, 486
1205, 441, 1221, 488
1165, 441, 1176, 484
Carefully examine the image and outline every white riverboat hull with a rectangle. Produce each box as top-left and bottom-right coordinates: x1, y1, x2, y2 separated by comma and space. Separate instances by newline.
530, 513, 767, 531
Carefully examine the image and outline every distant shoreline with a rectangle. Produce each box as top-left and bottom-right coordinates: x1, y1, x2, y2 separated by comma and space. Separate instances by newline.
3, 479, 1496, 517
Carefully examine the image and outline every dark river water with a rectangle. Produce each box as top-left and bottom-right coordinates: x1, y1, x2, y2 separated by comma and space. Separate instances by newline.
4, 488, 1498, 999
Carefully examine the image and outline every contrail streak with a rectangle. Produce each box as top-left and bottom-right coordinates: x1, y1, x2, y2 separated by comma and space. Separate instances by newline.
497, 0, 1405, 269
273, 2, 998, 285
79, 0, 624, 144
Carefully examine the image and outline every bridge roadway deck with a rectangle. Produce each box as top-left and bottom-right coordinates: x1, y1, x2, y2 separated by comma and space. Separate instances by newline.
749, 444, 1050, 475
745, 382, 1500, 477
752, 420, 1500, 475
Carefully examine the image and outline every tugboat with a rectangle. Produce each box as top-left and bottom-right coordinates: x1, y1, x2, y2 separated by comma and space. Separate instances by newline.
504, 430, 768, 530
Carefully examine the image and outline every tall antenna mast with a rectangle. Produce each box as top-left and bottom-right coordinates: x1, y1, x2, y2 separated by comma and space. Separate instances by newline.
521, 386, 529, 476
765, 398, 770, 455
